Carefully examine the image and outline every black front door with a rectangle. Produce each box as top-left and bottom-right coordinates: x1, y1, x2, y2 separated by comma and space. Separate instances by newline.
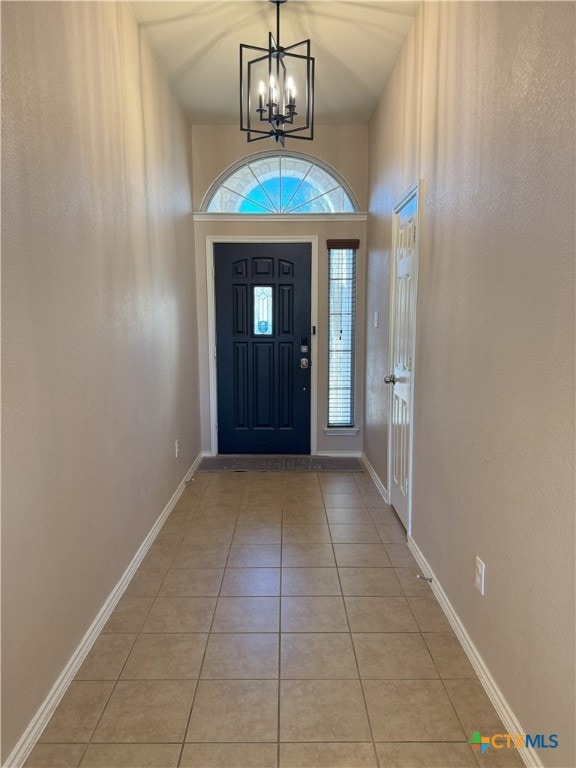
215, 242, 312, 454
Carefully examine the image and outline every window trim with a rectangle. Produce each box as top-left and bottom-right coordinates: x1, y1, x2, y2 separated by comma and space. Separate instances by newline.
327, 240, 359, 429
200, 150, 360, 214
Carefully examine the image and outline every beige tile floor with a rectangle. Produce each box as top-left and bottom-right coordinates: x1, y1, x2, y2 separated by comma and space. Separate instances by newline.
26, 471, 525, 768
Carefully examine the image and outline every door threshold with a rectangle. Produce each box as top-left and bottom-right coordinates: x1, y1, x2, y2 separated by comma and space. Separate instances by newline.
197, 456, 364, 472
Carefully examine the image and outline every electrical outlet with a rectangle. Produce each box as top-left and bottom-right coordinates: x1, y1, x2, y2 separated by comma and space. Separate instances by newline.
175, 439, 180, 458
475, 556, 486, 595
373, 311, 379, 328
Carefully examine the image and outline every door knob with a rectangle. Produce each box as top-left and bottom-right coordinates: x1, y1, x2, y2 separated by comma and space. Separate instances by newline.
384, 374, 396, 384
300, 358, 310, 369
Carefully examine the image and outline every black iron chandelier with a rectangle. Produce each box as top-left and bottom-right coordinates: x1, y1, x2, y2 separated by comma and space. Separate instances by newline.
240, 0, 315, 145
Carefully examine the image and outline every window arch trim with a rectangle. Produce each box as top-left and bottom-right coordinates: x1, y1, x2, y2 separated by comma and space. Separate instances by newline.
200, 150, 360, 214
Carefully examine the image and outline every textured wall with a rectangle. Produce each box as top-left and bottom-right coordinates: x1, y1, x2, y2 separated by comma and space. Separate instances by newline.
365, 3, 575, 766
190, 124, 368, 212
1, 2, 199, 759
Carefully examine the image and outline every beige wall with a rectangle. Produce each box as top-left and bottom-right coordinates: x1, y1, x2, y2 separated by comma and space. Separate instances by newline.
191, 125, 368, 454
191, 124, 368, 212
1, 2, 200, 759
365, 3, 575, 766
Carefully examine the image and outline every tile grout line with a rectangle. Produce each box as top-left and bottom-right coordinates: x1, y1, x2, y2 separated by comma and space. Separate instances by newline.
175, 474, 236, 768
34, 471, 486, 768
86, 491, 194, 750
358, 475, 473, 762
73, 481, 208, 766
437, 674, 480, 761
399, 567, 475, 752
81, 602, 153, 756
329, 503, 383, 768
157, 476, 211, 768
355, 472, 391, 767
276, 491, 288, 768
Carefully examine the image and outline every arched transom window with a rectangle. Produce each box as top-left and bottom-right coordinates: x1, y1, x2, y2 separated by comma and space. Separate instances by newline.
204, 153, 357, 214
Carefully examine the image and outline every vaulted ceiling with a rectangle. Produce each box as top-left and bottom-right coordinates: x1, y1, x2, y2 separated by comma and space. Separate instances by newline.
130, 1, 420, 124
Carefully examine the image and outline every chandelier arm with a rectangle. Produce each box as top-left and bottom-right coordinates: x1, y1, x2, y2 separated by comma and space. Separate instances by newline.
276, 0, 281, 49
240, 0, 314, 143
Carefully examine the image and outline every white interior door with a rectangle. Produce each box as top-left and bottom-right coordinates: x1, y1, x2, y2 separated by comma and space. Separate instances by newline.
388, 184, 419, 530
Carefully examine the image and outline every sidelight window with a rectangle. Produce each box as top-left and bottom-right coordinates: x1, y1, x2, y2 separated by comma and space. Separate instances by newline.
327, 241, 359, 427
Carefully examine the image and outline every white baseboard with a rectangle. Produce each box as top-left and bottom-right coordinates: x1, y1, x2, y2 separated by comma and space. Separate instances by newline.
187, 452, 205, 476
360, 452, 390, 503
316, 451, 362, 458
407, 535, 539, 768
3, 455, 202, 768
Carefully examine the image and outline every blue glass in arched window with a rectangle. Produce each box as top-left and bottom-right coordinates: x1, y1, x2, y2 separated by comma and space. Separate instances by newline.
204, 154, 357, 214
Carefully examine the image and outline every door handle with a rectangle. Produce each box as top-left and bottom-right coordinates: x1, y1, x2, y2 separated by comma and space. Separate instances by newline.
300, 358, 310, 369
384, 374, 396, 384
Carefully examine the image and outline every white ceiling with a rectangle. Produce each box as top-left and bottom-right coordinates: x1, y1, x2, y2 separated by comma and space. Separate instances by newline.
130, 1, 420, 124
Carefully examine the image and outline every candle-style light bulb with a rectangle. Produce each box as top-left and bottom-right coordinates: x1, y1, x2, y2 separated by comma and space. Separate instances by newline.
269, 75, 278, 106
258, 81, 265, 111
286, 76, 296, 108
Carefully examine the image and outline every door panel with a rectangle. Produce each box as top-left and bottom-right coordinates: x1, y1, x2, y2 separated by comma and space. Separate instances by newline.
254, 342, 274, 427
389, 189, 418, 529
215, 243, 311, 454
234, 343, 249, 428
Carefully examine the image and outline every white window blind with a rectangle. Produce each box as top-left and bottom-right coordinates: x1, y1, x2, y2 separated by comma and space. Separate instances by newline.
327, 241, 359, 427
